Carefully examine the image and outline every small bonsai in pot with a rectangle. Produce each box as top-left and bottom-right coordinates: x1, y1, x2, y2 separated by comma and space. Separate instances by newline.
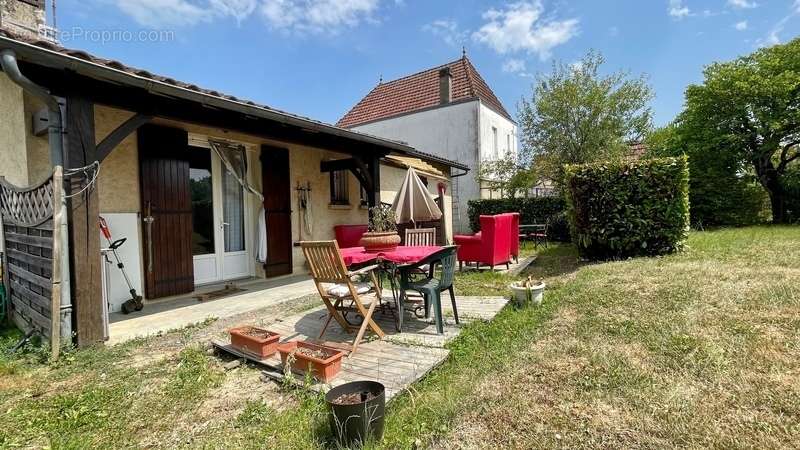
510, 276, 546, 307
360, 207, 400, 253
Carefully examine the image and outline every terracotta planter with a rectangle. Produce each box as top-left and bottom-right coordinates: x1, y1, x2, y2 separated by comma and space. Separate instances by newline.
360, 231, 401, 253
229, 326, 280, 358
277, 341, 345, 382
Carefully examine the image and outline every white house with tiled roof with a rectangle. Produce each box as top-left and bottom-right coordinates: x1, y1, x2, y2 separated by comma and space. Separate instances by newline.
338, 54, 518, 233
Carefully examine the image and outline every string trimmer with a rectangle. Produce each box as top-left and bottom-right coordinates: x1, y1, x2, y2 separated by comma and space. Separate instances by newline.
99, 217, 143, 314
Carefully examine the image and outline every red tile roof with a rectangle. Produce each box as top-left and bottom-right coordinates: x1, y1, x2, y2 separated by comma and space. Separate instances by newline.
337, 56, 513, 128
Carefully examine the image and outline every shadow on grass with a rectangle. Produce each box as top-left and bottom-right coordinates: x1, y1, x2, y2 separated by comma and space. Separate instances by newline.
522, 243, 585, 280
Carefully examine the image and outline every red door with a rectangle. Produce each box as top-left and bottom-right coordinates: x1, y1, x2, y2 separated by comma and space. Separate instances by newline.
261, 146, 293, 277
138, 124, 194, 298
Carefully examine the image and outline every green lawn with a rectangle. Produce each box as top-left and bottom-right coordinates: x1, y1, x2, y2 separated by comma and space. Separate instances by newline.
1, 227, 798, 448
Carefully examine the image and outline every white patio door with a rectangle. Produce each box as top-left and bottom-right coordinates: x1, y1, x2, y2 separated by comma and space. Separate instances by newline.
191, 146, 251, 285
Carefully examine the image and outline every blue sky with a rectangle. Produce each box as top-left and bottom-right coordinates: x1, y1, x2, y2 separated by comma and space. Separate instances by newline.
54, 0, 800, 127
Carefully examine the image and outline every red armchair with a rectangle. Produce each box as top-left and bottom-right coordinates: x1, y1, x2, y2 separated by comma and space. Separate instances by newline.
453, 214, 513, 271
333, 224, 368, 249
508, 212, 520, 263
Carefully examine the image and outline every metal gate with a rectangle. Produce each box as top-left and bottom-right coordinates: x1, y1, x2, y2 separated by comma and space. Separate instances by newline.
0, 168, 68, 359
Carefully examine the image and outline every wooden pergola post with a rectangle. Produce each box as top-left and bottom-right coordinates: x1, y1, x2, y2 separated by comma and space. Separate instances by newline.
64, 94, 104, 347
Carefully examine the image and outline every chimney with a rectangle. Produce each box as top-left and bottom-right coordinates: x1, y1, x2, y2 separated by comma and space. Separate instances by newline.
0, 0, 49, 41
438, 67, 452, 105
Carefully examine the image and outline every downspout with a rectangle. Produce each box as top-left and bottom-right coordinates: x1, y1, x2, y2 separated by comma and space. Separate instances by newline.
0, 48, 72, 340
1, 49, 63, 166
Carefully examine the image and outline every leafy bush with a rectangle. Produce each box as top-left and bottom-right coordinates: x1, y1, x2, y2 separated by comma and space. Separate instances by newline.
565, 156, 690, 260
467, 197, 567, 240
545, 211, 571, 242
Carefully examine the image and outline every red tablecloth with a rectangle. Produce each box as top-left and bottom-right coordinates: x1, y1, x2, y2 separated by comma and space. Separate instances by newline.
340, 246, 442, 267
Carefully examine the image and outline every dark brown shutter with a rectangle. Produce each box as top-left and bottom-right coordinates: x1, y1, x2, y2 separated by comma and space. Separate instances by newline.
138, 124, 194, 298
261, 146, 293, 277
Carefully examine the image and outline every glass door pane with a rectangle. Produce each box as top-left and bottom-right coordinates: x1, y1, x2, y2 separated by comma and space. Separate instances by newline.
189, 149, 214, 255
222, 167, 245, 252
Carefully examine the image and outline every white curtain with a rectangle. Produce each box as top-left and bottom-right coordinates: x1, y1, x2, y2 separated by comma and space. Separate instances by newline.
208, 139, 263, 201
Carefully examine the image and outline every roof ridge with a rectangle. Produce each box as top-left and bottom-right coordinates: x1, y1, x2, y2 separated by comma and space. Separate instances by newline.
461, 55, 475, 98
376, 57, 463, 87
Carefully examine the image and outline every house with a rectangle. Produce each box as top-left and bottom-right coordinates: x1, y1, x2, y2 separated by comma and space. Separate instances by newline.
0, 1, 466, 348
337, 52, 517, 233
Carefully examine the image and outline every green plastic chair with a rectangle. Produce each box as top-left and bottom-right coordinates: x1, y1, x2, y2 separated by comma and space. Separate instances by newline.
398, 246, 459, 334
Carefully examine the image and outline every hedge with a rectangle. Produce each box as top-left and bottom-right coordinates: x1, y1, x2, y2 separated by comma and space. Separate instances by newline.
565, 156, 690, 260
466, 197, 567, 239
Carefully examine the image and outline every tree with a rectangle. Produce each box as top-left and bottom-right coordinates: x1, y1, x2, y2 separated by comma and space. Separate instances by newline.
518, 50, 653, 186
476, 151, 535, 198
646, 122, 768, 227
679, 38, 800, 223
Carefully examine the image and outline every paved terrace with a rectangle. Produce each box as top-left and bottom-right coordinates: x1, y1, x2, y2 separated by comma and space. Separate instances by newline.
214, 294, 509, 401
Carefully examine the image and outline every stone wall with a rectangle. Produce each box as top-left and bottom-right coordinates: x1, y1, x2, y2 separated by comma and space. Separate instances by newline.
0, 0, 46, 40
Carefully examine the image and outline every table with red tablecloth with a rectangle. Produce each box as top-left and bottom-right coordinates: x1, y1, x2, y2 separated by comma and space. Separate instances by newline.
340, 246, 442, 267
339, 245, 443, 332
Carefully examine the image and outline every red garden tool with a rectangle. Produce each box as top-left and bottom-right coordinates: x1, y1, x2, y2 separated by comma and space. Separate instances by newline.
100, 216, 143, 314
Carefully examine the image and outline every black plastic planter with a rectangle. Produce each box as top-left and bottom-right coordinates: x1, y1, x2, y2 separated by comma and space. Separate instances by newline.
325, 381, 386, 447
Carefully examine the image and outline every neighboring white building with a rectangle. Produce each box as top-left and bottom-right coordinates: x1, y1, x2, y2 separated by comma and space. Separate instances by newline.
338, 55, 517, 233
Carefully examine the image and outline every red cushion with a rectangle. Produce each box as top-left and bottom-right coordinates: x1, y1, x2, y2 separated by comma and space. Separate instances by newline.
334, 224, 368, 249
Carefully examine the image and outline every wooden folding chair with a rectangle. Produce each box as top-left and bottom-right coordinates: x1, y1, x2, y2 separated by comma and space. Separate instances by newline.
405, 227, 436, 246
300, 241, 386, 355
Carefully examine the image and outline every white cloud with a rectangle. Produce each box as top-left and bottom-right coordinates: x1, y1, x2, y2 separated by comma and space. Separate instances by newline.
472, 1, 579, 60
728, 0, 758, 9
756, 2, 800, 46
260, 0, 380, 34
210, 0, 258, 23
502, 58, 526, 73
114, 0, 383, 32
423, 19, 467, 47
734, 20, 748, 30
668, 0, 690, 19
117, 0, 214, 27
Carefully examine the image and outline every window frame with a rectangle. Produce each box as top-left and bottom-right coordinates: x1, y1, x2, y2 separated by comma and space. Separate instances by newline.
491, 126, 499, 159
329, 169, 350, 206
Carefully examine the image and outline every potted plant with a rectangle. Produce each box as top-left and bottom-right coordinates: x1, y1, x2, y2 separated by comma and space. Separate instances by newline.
326, 380, 386, 447
510, 276, 546, 307
360, 207, 401, 253
229, 326, 281, 358
277, 341, 345, 382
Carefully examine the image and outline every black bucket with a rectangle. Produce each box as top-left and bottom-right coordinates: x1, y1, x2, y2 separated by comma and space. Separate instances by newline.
325, 381, 386, 447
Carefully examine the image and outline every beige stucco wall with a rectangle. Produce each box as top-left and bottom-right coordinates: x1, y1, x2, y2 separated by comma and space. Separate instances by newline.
23, 93, 51, 183
94, 111, 369, 277
380, 164, 454, 244
95, 106, 140, 213
0, 72, 30, 186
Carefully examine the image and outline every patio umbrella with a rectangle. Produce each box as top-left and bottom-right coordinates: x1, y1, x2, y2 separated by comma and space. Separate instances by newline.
391, 168, 443, 225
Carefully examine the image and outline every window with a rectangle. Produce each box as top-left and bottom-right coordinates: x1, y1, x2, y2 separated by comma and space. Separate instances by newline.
359, 184, 368, 207
188, 149, 214, 255
330, 170, 349, 205
492, 126, 498, 159
506, 134, 511, 154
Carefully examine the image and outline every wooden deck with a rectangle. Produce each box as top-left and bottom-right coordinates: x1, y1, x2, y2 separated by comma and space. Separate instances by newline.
213, 294, 509, 400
